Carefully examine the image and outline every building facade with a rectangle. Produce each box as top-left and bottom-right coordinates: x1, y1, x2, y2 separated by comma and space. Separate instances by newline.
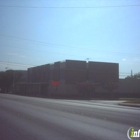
14, 60, 119, 98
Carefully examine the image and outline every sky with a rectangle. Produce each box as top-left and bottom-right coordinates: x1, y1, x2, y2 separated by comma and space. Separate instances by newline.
0, 0, 140, 78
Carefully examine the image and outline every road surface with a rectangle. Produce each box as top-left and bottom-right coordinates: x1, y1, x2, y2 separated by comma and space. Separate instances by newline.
0, 93, 140, 140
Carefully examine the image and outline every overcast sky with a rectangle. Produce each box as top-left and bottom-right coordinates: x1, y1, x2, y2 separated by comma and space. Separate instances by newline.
0, 0, 140, 78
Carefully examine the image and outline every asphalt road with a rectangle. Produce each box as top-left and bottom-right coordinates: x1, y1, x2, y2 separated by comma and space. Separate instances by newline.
0, 94, 140, 140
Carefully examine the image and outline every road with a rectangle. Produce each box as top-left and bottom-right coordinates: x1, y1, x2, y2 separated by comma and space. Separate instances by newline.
0, 93, 140, 140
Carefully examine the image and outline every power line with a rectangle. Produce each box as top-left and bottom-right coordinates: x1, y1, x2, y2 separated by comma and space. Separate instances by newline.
0, 60, 130, 74
0, 4, 140, 9
2, 45, 140, 64
0, 61, 35, 67
0, 61, 133, 77
1, 34, 140, 57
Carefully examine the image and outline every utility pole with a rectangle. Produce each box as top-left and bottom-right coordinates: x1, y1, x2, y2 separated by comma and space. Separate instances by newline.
13, 70, 16, 92
5, 67, 16, 93
131, 69, 134, 94
131, 70, 133, 78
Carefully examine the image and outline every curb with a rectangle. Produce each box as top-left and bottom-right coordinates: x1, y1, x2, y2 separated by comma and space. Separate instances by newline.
118, 103, 140, 108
